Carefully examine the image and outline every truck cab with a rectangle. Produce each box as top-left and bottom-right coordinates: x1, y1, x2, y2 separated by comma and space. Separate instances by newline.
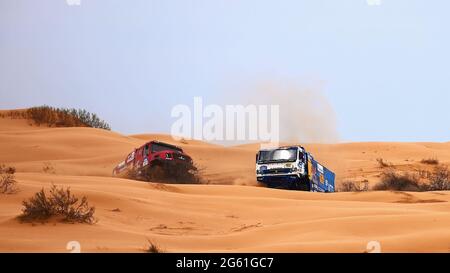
113, 141, 193, 177
256, 146, 335, 192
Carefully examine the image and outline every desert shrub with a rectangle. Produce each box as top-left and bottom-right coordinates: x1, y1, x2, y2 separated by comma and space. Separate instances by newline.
373, 170, 423, 192
19, 188, 53, 220
0, 164, 18, 194
426, 165, 450, 191
25, 106, 111, 130
19, 185, 96, 224
376, 158, 392, 168
417, 168, 429, 179
339, 180, 369, 192
0, 110, 25, 119
66, 108, 111, 130
420, 158, 439, 165
146, 240, 164, 253
42, 162, 55, 174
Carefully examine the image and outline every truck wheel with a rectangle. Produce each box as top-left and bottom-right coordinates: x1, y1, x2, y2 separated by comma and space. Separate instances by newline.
289, 182, 297, 190
298, 181, 311, 191
147, 164, 165, 181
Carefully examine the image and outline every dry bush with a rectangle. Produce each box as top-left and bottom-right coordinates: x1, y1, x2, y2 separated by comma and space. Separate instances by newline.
417, 168, 429, 180
339, 180, 369, 192
376, 158, 392, 168
42, 162, 55, 174
426, 165, 450, 191
146, 239, 164, 253
0, 110, 25, 119
420, 158, 439, 165
373, 165, 450, 192
0, 164, 18, 194
24, 106, 111, 130
19, 185, 96, 224
373, 170, 424, 192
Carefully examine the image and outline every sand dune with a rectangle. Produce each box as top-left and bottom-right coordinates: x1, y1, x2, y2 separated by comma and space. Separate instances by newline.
0, 116, 450, 252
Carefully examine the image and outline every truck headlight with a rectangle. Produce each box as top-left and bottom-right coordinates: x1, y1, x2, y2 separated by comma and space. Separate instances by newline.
258, 166, 267, 174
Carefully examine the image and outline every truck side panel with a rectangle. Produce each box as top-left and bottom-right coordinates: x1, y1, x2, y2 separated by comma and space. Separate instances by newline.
307, 156, 335, 192
322, 167, 335, 192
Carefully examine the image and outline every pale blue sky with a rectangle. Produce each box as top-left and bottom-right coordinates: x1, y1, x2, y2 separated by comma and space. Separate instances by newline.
1, 0, 449, 142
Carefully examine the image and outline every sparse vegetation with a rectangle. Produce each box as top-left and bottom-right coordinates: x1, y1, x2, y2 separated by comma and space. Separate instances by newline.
2, 106, 111, 130
42, 162, 55, 174
376, 158, 392, 168
373, 170, 423, 192
19, 184, 96, 224
421, 158, 439, 165
0, 111, 23, 119
339, 180, 369, 192
373, 163, 450, 192
0, 164, 18, 194
146, 239, 164, 253
426, 165, 450, 191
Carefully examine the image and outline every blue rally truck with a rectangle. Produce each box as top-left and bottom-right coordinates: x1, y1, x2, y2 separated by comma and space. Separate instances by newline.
256, 146, 335, 192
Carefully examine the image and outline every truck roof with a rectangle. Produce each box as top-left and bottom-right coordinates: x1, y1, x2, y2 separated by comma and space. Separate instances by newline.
258, 145, 305, 151
146, 140, 183, 152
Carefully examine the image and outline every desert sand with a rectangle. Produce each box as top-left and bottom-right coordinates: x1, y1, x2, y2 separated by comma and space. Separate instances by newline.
0, 115, 450, 253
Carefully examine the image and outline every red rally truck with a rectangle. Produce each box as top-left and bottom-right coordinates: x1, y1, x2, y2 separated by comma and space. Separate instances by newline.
113, 141, 195, 180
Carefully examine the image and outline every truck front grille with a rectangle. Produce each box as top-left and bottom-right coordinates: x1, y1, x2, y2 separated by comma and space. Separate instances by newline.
262, 168, 292, 175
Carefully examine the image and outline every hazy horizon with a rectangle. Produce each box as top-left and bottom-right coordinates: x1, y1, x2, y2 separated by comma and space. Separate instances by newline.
1, 0, 450, 143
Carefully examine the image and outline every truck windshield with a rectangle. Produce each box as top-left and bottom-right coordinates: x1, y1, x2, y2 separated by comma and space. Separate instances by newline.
152, 143, 183, 153
258, 148, 298, 163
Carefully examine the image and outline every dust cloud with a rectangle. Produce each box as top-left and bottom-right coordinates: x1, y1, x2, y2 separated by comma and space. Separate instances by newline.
240, 83, 340, 144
